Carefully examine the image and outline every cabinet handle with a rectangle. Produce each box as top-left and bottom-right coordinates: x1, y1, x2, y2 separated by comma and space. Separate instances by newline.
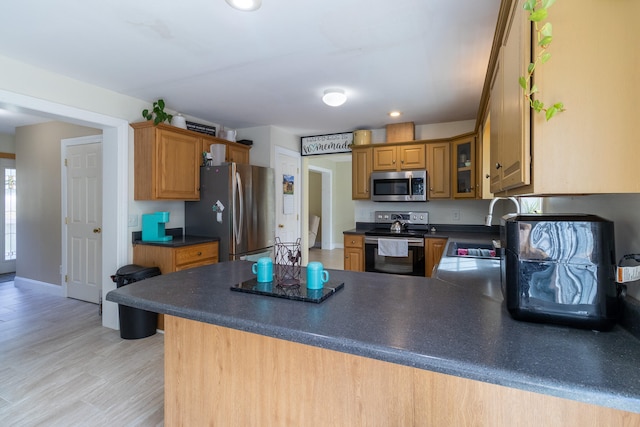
495, 163, 502, 169
197, 251, 202, 256
485, 174, 490, 179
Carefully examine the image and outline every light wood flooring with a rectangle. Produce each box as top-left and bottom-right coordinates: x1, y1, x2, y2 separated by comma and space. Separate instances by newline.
308, 247, 344, 270
0, 280, 164, 426
0, 252, 341, 426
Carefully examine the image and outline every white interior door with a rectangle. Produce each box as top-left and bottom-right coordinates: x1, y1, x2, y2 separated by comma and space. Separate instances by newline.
0, 157, 17, 274
275, 147, 301, 243
65, 140, 102, 303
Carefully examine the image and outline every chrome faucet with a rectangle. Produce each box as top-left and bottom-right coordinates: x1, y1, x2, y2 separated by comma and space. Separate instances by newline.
485, 197, 520, 226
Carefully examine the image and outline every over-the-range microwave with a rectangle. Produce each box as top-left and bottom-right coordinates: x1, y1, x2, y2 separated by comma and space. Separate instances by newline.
370, 170, 428, 202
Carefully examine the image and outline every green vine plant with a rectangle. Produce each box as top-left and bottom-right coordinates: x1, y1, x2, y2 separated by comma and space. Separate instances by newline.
519, 0, 565, 121
142, 99, 173, 125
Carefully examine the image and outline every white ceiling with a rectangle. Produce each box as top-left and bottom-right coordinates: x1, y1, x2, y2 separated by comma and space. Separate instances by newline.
0, 0, 500, 136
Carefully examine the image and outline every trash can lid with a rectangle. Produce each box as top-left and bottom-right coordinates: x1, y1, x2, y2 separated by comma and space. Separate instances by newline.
113, 264, 161, 280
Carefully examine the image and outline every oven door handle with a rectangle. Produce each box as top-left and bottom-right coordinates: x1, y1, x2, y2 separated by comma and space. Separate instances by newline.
365, 237, 424, 247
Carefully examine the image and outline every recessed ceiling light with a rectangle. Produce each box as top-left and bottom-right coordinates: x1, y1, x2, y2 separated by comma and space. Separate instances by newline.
389, 111, 402, 117
322, 89, 347, 107
225, 0, 262, 11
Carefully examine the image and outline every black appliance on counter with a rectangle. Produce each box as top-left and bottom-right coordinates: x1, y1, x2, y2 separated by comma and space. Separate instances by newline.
364, 211, 429, 276
502, 214, 622, 331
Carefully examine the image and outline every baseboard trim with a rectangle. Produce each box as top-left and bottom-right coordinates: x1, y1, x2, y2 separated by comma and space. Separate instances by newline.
14, 276, 63, 296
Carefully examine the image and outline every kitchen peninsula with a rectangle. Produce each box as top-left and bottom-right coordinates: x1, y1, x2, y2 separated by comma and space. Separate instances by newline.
106, 261, 640, 426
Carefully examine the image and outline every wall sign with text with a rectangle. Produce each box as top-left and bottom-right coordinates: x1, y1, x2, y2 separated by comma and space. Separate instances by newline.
300, 132, 353, 156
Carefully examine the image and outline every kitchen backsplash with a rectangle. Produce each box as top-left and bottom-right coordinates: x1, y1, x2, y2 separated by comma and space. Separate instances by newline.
354, 199, 492, 225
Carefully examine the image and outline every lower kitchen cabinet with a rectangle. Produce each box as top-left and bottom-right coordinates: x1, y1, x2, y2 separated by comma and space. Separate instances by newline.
344, 235, 365, 272
425, 237, 447, 277
133, 241, 219, 329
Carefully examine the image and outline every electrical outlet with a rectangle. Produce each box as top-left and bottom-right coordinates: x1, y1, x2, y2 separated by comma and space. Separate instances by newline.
128, 214, 138, 227
452, 209, 461, 221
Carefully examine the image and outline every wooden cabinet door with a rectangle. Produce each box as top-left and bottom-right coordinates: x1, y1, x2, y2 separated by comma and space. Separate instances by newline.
489, 50, 503, 194
372, 146, 398, 171
426, 142, 450, 199
452, 135, 476, 198
500, 0, 530, 191
202, 137, 250, 164
352, 147, 372, 199
490, 2, 530, 193
155, 129, 201, 200
344, 247, 364, 272
227, 144, 249, 164
399, 144, 426, 170
425, 238, 447, 277
343, 235, 364, 272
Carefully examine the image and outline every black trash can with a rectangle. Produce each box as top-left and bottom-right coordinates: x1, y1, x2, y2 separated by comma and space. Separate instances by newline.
111, 264, 161, 339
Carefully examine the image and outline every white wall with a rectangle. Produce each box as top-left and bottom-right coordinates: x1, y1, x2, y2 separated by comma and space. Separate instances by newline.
15, 122, 101, 286
0, 133, 16, 152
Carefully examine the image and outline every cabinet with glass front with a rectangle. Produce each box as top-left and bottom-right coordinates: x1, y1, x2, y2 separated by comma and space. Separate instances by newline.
452, 135, 476, 198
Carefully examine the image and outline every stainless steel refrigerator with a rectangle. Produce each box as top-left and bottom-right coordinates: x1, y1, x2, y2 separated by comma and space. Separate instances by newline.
185, 164, 275, 261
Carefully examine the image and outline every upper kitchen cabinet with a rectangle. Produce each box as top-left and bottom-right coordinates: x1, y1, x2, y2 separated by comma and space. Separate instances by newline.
200, 135, 250, 164
372, 143, 426, 171
489, 1, 530, 194
452, 134, 476, 198
226, 143, 250, 164
133, 122, 201, 200
426, 142, 450, 199
352, 146, 372, 199
488, 0, 640, 195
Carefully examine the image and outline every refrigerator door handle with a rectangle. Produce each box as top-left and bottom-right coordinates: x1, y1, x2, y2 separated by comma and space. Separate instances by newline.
234, 171, 244, 244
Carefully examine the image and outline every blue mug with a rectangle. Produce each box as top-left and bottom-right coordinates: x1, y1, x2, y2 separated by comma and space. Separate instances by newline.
252, 257, 273, 283
307, 261, 329, 290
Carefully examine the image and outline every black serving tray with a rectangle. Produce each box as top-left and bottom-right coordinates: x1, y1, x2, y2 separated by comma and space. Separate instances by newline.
231, 278, 344, 303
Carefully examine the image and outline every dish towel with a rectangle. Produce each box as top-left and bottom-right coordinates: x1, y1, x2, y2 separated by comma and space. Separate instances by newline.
378, 238, 409, 257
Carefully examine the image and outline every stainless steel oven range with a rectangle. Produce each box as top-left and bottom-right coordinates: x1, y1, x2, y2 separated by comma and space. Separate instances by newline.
364, 211, 429, 276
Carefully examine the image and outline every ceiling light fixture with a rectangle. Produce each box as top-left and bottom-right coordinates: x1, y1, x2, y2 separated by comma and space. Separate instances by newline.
322, 89, 347, 107
225, 0, 262, 11
389, 111, 402, 117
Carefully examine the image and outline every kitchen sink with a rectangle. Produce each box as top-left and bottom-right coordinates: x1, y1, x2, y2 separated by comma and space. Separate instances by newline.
446, 241, 501, 260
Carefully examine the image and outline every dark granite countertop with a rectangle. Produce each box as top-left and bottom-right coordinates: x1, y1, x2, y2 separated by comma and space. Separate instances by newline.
132, 228, 219, 248
344, 223, 500, 241
106, 260, 640, 414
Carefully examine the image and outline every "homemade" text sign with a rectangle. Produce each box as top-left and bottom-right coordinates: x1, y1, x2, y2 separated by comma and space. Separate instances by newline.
301, 132, 353, 156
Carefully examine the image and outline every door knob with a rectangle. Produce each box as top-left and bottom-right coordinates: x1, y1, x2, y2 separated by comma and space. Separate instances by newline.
93, 227, 102, 234
278, 224, 284, 228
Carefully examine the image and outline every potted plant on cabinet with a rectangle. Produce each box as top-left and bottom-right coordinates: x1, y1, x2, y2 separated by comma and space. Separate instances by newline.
141, 99, 173, 125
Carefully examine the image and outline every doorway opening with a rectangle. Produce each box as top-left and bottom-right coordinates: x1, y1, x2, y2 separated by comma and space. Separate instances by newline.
308, 165, 332, 250
0, 157, 16, 274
